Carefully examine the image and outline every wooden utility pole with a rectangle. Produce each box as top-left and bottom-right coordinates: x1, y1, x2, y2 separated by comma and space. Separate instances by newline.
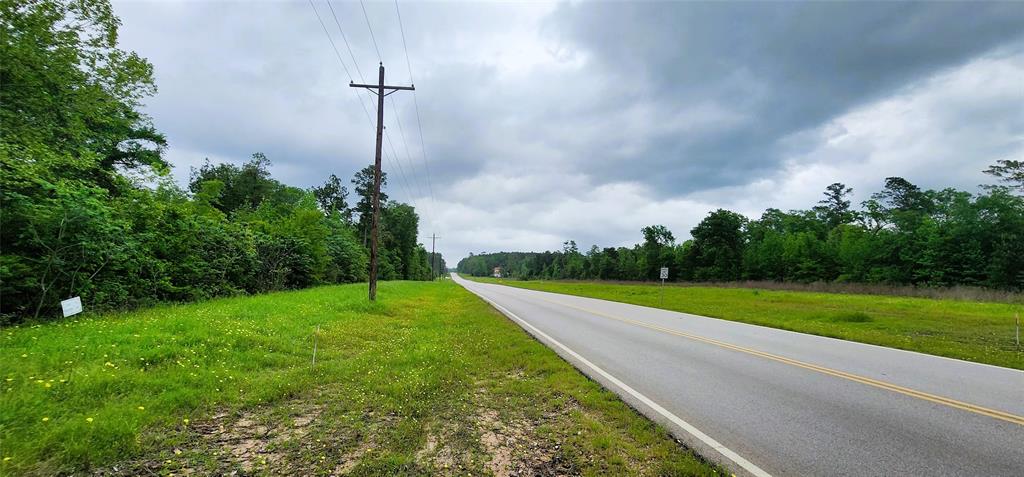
350, 64, 414, 300
430, 234, 440, 280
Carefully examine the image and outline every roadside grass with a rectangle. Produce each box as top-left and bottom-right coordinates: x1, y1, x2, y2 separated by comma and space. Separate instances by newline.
0, 281, 721, 476
467, 277, 1024, 370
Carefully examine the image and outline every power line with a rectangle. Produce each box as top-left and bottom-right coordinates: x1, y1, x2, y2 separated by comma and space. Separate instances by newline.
388, 96, 423, 201
394, 0, 415, 84
347, 0, 431, 226
383, 124, 417, 205
312, 0, 419, 208
359, 0, 383, 63
334, 1, 426, 212
326, 0, 365, 82
394, 0, 437, 229
307, 0, 372, 125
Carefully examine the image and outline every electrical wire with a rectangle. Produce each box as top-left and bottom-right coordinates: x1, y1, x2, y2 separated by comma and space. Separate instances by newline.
359, 0, 383, 64
334, 1, 427, 214
308, 0, 417, 207
394, 0, 437, 229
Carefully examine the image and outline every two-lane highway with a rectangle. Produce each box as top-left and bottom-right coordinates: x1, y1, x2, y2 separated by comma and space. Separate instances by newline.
453, 274, 1024, 476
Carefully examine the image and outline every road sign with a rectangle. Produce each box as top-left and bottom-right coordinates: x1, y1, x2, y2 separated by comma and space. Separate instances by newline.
660, 267, 669, 280
61, 296, 82, 317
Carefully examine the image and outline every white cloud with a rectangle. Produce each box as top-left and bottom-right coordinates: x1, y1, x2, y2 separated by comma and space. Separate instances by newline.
697, 50, 1024, 217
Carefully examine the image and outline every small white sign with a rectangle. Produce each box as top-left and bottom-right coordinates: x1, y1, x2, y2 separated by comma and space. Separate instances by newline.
61, 296, 83, 317
660, 267, 669, 280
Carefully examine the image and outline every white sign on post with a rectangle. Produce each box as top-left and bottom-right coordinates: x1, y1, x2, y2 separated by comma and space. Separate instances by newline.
660, 267, 669, 280
61, 296, 83, 317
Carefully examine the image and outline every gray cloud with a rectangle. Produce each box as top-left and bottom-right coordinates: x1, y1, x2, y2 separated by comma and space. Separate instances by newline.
547, 1, 1024, 192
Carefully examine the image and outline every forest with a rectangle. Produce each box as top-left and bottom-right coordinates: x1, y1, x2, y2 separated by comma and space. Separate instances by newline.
0, 0, 442, 323
458, 172, 1024, 291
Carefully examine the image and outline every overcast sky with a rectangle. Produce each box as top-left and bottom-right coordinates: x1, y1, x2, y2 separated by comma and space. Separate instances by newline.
112, 0, 1024, 264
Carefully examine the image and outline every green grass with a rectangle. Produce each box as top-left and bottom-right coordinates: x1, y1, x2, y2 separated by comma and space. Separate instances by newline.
468, 277, 1024, 370
0, 281, 721, 476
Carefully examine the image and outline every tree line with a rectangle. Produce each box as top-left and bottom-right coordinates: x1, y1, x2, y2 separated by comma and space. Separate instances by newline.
0, 0, 441, 323
458, 170, 1024, 291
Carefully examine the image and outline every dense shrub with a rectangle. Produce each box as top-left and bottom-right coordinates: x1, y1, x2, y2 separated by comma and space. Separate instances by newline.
0, 0, 437, 323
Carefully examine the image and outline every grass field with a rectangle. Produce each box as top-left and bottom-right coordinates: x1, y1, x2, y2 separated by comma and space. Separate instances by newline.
0, 281, 721, 476
467, 277, 1024, 370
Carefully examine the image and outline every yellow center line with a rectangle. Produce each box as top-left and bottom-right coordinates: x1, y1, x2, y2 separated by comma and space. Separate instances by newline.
510, 290, 1024, 427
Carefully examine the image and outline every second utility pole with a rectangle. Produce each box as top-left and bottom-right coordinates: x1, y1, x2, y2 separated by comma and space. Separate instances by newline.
351, 63, 414, 301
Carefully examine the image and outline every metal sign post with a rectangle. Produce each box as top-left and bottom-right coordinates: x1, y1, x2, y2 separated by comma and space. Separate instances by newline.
659, 267, 668, 306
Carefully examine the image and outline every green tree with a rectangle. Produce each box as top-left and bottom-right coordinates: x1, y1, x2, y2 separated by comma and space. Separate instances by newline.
312, 173, 351, 222
983, 159, 1024, 193
381, 202, 420, 279
352, 165, 387, 247
814, 182, 856, 230
188, 153, 284, 214
686, 209, 747, 281
0, 0, 167, 183
640, 225, 675, 280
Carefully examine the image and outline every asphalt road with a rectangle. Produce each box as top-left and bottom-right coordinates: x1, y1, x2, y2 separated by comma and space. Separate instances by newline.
452, 274, 1024, 477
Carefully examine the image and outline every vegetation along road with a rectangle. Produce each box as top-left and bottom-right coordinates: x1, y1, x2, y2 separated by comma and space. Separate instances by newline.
0, 281, 723, 476
455, 274, 1024, 476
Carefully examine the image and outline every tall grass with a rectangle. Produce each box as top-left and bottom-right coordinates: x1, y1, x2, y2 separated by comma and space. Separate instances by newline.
0, 281, 719, 476
546, 279, 1024, 304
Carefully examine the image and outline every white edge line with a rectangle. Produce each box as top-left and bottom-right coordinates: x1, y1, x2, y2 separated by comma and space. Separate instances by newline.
460, 280, 772, 477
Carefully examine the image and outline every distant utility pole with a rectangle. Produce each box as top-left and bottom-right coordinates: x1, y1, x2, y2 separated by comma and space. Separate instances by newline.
430, 233, 440, 280
351, 63, 414, 301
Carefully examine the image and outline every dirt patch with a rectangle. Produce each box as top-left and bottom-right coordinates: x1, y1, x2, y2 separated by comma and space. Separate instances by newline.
97, 382, 587, 476
467, 389, 581, 477
332, 437, 372, 475
93, 401, 328, 476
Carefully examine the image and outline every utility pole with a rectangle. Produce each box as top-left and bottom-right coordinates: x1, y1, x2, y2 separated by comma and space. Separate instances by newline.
430, 233, 440, 280
350, 64, 414, 301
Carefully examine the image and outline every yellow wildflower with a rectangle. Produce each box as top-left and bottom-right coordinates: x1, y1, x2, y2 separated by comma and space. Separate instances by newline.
86, 417, 94, 423
41, 417, 49, 422
137, 406, 145, 410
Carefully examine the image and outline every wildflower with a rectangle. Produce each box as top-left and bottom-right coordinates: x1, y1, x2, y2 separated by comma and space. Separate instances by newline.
41, 417, 49, 422
21, 354, 27, 358
183, 418, 189, 425
44, 383, 51, 388
137, 406, 145, 410
86, 417, 94, 423
3, 457, 10, 462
